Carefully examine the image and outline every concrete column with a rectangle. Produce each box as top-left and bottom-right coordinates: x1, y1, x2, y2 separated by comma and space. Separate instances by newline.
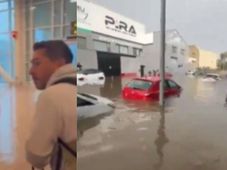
14, 0, 26, 83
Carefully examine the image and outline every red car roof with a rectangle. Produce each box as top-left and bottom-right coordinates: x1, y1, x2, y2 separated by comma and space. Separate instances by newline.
134, 76, 172, 82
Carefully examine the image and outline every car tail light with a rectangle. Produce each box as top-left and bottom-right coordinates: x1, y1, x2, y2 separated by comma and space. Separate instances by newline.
144, 93, 151, 97
99, 77, 104, 80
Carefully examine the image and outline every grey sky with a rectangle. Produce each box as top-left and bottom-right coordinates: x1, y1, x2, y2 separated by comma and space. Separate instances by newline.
92, 0, 227, 53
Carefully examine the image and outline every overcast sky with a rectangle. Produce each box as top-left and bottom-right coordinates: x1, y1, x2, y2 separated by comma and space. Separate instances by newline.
92, 0, 227, 53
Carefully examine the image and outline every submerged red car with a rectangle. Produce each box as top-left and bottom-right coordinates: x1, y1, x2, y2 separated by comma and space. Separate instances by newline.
122, 76, 182, 100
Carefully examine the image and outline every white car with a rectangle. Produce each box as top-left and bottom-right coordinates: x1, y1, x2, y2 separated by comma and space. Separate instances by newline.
77, 93, 115, 120
185, 70, 196, 77
201, 73, 221, 82
77, 69, 105, 86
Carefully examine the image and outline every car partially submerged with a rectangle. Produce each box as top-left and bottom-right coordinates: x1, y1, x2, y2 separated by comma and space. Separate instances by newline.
201, 73, 221, 82
122, 76, 182, 100
77, 69, 105, 86
77, 93, 115, 120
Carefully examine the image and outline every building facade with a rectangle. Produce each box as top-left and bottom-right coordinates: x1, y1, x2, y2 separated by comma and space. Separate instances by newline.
188, 45, 219, 70
188, 45, 200, 70
199, 49, 219, 69
139, 30, 189, 74
77, 0, 189, 76
77, 0, 153, 76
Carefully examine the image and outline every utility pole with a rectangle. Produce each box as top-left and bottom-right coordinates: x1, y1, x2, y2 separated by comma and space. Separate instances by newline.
159, 0, 166, 106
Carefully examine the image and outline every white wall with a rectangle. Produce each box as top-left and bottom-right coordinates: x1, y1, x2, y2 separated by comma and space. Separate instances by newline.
77, 49, 98, 69
120, 56, 140, 74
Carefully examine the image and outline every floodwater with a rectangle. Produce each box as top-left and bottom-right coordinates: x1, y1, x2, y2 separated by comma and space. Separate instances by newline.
78, 75, 227, 170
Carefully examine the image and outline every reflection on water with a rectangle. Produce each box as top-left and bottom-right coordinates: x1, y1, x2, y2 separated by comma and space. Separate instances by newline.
78, 111, 113, 139
78, 76, 227, 170
100, 77, 122, 99
153, 107, 169, 170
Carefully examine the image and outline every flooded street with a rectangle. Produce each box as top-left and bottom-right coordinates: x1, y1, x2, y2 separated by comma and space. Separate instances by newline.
78, 75, 227, 170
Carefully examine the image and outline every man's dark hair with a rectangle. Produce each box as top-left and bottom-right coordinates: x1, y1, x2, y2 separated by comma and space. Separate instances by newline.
33, 40, 73, 63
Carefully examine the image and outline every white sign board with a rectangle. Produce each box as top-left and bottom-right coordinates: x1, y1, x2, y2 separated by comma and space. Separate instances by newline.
77, 0, 153, 44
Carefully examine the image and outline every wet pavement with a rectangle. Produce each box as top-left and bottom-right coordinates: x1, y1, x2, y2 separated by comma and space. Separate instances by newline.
78, 75, 227, 170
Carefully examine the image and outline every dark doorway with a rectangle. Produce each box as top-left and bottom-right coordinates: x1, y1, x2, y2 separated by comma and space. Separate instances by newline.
97, 51, 121, 76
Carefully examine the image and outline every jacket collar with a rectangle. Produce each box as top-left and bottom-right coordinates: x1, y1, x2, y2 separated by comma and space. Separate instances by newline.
46, 64, 76, 87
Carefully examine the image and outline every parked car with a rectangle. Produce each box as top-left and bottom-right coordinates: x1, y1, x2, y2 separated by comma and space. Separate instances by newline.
201, 73, 221, 82
185, 70, 196, 77
77, 93, 115, 120
122, 76, 182, 100
77, 69, 105, 86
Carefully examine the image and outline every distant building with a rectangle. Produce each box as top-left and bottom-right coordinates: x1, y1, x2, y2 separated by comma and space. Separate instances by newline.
188, 45, 199, 70
220, 51, 227, 62
199, 49, 219, 69
188, 45, 219, 70
140, 30, 189, 74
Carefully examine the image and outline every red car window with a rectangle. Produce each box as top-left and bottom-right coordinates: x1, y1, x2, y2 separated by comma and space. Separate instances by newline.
155, 80, 169, 90
167, 80, 178, 88
127, 79, 152, 90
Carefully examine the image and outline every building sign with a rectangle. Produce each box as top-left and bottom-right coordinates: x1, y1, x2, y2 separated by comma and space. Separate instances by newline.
77, 0, 153, 44
77, 4, 89, 24
105, 15, 136, 37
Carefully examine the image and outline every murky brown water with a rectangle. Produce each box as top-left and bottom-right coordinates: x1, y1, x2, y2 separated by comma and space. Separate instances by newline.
78, 75, 227, 170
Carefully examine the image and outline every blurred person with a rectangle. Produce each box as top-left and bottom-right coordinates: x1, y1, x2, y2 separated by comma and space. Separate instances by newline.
26, 40, 76, 170
77, 62, 82, 71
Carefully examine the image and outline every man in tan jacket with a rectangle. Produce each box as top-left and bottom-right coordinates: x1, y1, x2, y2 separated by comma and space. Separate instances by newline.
26, 40, 76, 170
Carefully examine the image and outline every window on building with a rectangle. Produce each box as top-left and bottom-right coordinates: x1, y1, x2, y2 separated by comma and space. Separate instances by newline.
64, 0, 76, 24
0, 10, 9, 33
0, 0, 13, 11
0, 0, 14, 82
63, 25, 71, 37
170, 56, 178, 60
172, 45, 177, 53
0, 2, 7, 10
54, 0, 62, 25
117, 44, 128, 54
181, 48, 185, 55
34, 2, 51, 27
139, 49, 143, 56
34, 28, 52, 42
54, 27, 61, 39
133, 47, 143, 56
77, 36, 86, 49
94, 40, 110, 52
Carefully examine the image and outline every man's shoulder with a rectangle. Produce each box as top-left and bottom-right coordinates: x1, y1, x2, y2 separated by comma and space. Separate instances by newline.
40, 83, 76, 100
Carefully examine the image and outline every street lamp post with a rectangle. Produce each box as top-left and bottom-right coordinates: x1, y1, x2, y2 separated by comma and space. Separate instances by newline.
159, 0, 166, 106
